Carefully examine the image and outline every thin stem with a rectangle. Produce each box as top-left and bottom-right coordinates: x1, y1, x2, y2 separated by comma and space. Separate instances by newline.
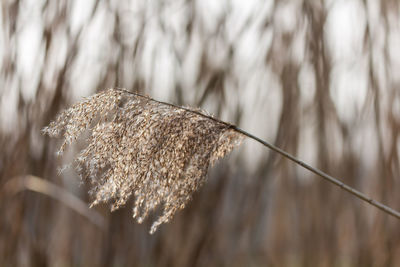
115, 88, 400, 220
233, 127, 400, 220
2, 175, 106, 228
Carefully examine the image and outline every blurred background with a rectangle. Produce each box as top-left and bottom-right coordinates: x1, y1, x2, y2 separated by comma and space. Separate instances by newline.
1, 0, 400, 266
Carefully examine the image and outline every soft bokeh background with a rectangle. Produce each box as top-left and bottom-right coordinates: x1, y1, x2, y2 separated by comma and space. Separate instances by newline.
1, 0, 400, 266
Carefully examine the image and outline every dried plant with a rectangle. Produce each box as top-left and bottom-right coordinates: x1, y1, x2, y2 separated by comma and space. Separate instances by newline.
42, 88, 400, 234
42, 88, 242, 233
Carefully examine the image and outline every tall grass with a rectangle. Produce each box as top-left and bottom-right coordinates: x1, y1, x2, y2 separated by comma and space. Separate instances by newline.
2, 1, 400, 266
42, 88, 400, 234
42, 88, 242, 233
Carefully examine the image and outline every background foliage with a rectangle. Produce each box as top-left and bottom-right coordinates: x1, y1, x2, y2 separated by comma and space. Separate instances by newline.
1, 0, 400, 266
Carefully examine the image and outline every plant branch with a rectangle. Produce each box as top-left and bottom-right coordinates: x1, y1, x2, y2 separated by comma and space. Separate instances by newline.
115, 88, 400, 221
233, 127, 400, 220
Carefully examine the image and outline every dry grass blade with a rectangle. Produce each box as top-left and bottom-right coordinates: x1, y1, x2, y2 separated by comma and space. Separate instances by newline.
2, 175, 106, 229
42, 88, 242, 233
42, 88, 400, 234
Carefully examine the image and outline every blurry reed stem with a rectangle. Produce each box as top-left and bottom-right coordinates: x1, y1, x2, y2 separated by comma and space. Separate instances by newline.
3, 175, 106, 229
116, 88, 400, 221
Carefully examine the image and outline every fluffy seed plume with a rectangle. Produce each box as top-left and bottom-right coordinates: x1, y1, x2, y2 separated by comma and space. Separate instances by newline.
42, 88, 243, 233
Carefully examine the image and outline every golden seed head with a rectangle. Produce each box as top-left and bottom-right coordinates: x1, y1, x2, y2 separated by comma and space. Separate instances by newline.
43, 88, 243, 234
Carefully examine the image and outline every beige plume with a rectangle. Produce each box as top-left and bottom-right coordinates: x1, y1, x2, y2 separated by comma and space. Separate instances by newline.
42, 88, 243, 233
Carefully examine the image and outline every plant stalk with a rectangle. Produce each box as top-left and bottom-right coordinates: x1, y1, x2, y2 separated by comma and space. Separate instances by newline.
116, 88, 400, 220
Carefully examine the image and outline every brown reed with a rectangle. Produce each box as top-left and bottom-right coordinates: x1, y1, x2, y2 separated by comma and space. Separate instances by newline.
42, 88, 243, 233
42, 88, 400, 234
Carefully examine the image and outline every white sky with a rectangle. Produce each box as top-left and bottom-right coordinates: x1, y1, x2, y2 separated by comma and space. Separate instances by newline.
1, 0, 398, 172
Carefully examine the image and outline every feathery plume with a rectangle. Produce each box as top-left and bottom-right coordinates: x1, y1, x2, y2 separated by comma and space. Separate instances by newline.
42, 88, 243, 233
43, 88, 400, 234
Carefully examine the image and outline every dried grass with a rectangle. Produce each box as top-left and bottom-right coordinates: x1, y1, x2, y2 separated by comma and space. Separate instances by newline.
42, 88, 242, 233
42, 88, 400, 235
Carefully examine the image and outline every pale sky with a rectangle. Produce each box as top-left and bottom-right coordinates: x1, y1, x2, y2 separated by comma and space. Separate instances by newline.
1, 0, 397, 173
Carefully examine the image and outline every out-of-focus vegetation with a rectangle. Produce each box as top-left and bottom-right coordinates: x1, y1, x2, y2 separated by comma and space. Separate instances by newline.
1, 0, 400, 266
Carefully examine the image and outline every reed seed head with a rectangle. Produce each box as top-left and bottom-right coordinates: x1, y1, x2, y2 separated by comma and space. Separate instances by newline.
42, 88, 243, 233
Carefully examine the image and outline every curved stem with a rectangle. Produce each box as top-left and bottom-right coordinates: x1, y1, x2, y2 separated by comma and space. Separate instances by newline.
233, 127, 400, 220
115, 88, 400, 220
2, 175, 106, 229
